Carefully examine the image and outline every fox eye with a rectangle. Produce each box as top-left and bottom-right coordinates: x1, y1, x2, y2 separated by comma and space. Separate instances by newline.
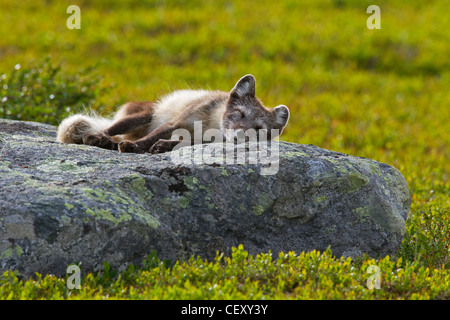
233, 110, 244, 118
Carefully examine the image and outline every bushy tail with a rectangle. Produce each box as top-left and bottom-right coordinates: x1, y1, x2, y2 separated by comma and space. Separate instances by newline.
56, 114, 113, 144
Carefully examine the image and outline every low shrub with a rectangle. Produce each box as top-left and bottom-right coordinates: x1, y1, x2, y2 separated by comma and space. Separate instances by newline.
0, 58, 107, 126
1, 246, 448, 300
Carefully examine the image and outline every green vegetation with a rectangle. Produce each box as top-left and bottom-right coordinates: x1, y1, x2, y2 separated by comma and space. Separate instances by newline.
0, 0, 448, 299
0, 58, 107, 125
1, 247, 449, 299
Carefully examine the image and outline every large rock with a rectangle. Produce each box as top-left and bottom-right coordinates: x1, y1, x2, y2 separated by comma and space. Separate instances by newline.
0, 119, 411, 277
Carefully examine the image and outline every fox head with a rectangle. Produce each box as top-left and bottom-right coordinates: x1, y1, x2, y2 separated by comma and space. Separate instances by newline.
221, 74, 290, 142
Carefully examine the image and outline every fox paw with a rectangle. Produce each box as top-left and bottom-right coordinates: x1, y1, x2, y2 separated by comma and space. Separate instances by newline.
149, 139, 180, 154
118, 140, 145, 153
82, 133, 116, 150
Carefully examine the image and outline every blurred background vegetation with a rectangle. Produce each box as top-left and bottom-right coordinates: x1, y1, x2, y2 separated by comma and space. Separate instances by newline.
0, 0, 448, 297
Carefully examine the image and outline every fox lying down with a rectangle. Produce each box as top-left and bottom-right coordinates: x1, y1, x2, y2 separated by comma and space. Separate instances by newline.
57, 74, 290, 154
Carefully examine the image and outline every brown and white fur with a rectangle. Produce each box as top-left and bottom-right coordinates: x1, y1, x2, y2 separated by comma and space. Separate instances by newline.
56, 74, 290, 154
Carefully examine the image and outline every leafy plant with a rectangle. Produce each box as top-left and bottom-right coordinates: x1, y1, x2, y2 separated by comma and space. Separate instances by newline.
0, 247, 449, 300
0, 58, 108, 126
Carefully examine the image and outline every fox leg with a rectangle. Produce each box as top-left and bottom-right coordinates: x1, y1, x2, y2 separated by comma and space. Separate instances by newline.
83, 103, 154, 150
118, 124, 178, 154
148, 139, 183, 154
82, 133, 117, 150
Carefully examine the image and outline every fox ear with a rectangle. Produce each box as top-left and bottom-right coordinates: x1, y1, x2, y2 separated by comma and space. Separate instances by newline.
230, 74, 256, 98
274, 105, 290, 128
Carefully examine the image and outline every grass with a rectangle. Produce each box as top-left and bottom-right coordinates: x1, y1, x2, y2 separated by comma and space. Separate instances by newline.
0, 0, 448, 299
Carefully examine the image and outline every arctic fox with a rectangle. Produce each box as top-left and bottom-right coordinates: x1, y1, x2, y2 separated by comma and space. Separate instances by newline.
56, 74, 290, 154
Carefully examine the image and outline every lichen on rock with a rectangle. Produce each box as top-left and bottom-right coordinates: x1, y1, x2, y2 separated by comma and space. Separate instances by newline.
0, 119, 411, 277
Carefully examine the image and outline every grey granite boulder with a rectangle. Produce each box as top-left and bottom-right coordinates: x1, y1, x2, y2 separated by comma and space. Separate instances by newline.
0, 119, 411, 277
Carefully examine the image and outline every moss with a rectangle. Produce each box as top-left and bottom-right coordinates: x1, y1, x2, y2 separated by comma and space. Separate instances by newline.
85, 208, 95, 216
65, 203, 74, 210
220, 167, 229, 177
367, 203, 405, 234
36, 159, 95, 174
368, 162, 384, 177
110, 191, 131, 205
127, 174, 153, 202
353, 206, 371, 224
79, 177, 160, 228
179, 196, 189, 209
252, 192, 274, 215
0, 244, 23, 259
181, 175, 218, 210
347, 172, 370, 193
205, 198, 216, 210
0, 247, 13, 259
0, 162, 40, 185
314, 195, 328, 205
60, 215, 72, 225
15, 245, 23, 256
85, 206, 132, 225
83, 188, 109, 202
313, 167, 369, 193
252, 205, 264, 215
353, 203, 405, 235
2, 161, 161, 228
280, 150, 310, 160
183, 176, 199, 190
324, 158, 349, 174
